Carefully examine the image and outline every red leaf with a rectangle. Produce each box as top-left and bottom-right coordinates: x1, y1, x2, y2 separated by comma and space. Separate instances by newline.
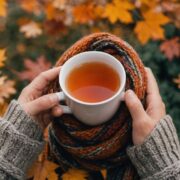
15, 56, 52, 81
160, 37, 180, 61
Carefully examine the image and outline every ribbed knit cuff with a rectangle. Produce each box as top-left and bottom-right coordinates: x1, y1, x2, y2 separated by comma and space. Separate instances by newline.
127, 115, 180, 180
0, 100, 45, 179
3, 100, 43, 141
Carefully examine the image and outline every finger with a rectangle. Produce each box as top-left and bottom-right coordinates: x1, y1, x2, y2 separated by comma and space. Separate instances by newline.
125, 90, 148, 122
145, 67, 162, 103
27, 66, 61, 95
51, 105, 63, 117
24, 93, 59, 115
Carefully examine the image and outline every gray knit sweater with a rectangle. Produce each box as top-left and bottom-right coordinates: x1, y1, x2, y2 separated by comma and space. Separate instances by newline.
0, 100, 180, 180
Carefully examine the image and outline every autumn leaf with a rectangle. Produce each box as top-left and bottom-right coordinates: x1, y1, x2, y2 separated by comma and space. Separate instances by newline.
27, 160, 59, 180
0, 102, 8, 116
73, 3, 96, 24
0, 76, 16, 104
52, 0, 66, 10
173, 74, 180, 89
62, 168, 88, 180
20, 21, 43, 38
14, 56, 52, 81
134, 10, 170, 44
0, 49, 6, 68
45, 2, 66, 21
0, 0, 7, 17
44, 20, 67, 36
160, 37, 180, 61
162, 2, 180, 28
104, 0, 134, 24
135, 0, 158, 9
19, 0, 42, 15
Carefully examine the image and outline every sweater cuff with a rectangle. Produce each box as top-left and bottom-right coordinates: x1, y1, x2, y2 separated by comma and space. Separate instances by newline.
3, 100, 43, 141
0, 100, 45, 179
127, 115, 180, 179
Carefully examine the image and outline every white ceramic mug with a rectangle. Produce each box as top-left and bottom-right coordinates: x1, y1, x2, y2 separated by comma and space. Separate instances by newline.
56, 51, 126, 126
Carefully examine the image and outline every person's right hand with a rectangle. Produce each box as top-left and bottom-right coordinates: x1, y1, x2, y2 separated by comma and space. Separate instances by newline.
125, 68, 166, 145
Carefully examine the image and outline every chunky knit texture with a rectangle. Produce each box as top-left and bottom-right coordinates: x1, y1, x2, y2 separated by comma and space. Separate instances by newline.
127, 115, 180, 180
0, 100, 44, 180
0, 101, 180, 179
47, 32, 147, 179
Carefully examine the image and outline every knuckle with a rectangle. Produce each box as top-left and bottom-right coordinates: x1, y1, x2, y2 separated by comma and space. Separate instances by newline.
129, 99, 141, 109
39, 71, 49, 82
46, 94, 56, 105
39, 72, 46, 78
145, 67, 152, 73
21, 87, 29, 94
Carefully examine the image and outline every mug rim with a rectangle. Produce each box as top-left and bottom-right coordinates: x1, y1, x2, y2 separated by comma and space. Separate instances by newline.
59, 51, 126, 106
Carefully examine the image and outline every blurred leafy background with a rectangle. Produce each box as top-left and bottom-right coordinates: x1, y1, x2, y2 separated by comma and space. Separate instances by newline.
0, 0, 180, 179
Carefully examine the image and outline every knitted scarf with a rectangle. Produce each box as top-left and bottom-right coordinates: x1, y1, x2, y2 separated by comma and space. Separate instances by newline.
47, 32, 147, 179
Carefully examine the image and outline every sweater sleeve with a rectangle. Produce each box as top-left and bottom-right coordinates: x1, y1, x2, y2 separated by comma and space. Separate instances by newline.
0, 100, 45, 180
127, 115, 180, 180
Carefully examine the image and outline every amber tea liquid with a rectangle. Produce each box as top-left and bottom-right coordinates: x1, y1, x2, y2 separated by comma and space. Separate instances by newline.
66, 62, 120, 103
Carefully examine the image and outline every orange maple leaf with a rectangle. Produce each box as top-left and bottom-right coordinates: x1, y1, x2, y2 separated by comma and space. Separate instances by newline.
134, 10, 170, 44
62, 168, 88, 180
0, 76, 16, 104
104, 0, 134, 24
0, 0, 7, 17
19, 0, 42, 15
45, 2, 66, 21
14, 56, 52, 81
0, 49, 6, 68
0, 102, 8, 116
20, 21, 43, 38
160, 37, 180, 61
73, 3, 96, 24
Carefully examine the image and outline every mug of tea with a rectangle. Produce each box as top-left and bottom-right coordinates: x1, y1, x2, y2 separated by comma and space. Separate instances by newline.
56, 51, 126, 125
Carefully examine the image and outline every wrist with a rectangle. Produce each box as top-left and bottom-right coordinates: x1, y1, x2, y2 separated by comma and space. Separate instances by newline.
127, 115, 180, 179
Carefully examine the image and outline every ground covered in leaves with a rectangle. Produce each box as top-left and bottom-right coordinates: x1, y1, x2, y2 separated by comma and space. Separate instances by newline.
0, 0, 180, 179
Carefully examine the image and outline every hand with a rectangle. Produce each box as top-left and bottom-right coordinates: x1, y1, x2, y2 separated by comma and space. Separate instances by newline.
125, 68, 166, 145
18, 67, 63, 130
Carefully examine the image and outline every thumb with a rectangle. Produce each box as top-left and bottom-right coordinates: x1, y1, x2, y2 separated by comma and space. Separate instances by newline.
125, 90, 147, 121
24, 93, 59, 116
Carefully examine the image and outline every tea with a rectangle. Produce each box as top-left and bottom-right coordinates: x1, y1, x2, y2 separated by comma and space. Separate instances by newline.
66, 62, 120, 103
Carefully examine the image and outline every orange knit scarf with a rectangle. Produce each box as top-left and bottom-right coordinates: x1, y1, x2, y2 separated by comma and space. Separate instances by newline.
47, 32, 147, 179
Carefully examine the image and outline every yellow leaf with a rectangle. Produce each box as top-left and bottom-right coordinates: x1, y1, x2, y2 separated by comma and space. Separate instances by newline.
62, 168, 88, 180
0, 76, 16, 104
28, 160, 59, 180
20, 21, 42, 38
104, 0, 134, 24
134, 11, 170, 44
0, 49, 6, 68
0, 0, 7, 17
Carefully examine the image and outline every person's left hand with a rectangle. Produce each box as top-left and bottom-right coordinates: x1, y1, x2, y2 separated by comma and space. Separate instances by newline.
18, 67, 63, 130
